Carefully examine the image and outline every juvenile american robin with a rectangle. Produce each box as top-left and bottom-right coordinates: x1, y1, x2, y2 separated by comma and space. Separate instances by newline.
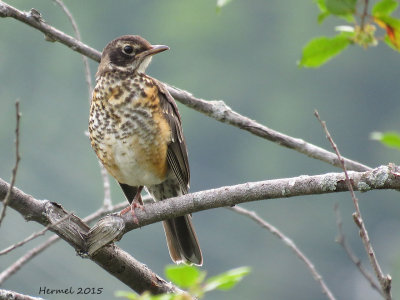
89, 35, 202, 265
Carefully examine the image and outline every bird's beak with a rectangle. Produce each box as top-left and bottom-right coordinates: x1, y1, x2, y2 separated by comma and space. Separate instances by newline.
139, 45, 169, 59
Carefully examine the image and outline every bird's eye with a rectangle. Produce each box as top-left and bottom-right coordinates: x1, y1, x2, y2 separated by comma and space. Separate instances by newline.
123, 45, 134, 55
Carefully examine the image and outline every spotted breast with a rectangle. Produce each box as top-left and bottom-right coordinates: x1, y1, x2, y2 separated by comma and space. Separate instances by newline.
89, 71, 171, 187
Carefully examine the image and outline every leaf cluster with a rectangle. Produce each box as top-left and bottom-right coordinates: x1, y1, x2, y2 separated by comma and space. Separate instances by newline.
115, 265, 251, 299
300, 0, 400, 67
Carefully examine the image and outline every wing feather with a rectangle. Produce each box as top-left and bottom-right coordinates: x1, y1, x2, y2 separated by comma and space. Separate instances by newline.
155, 80, 190, 193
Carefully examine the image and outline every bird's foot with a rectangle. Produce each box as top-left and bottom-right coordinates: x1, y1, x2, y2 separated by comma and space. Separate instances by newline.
120, 193, 145, 225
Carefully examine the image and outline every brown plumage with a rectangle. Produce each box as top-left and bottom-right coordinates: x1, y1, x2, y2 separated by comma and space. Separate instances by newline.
89, 35, 202, 265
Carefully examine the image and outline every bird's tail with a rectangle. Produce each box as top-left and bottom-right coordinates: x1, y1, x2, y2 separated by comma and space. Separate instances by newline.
162, 215, 203, 266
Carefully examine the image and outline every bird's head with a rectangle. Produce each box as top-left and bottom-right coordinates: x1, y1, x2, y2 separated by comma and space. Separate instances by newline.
97, 35, 169, 77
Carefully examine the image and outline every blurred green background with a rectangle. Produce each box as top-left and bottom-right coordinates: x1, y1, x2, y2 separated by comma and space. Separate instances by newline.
1, 1, 400, 299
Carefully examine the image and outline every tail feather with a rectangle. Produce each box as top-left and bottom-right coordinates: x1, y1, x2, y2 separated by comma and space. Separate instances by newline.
163, 215, 202, 266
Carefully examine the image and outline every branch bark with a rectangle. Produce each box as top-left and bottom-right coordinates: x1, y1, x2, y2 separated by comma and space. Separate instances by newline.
84, 164, 400, 253
0, 1, 371, 172
2, 165, 399, 264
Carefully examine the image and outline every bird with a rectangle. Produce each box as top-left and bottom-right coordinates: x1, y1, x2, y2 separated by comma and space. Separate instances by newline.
88, 35, 202, 266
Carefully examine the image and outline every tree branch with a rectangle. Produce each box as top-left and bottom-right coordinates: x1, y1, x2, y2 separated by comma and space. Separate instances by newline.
83, 164, 400, 254
315, 111, 392, 299
0, 1, 371, 172
2, 164, 397, 257
228, 205, 336, 300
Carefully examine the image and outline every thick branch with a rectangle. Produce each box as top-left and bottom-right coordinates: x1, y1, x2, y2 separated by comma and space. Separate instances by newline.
0, 1, 371, 172
2, 165, 395, 255
118, 164, 400, 233
84, 164, 400, 255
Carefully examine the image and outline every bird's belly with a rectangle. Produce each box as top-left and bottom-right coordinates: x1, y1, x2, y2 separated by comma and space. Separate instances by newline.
96, 134, 167, 187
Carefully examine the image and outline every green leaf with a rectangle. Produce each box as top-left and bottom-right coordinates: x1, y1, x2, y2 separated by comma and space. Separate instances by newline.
325, 0, 357, 15
371, 131, 400, 150
165, 265, 201, 288
203, 267, 251, 292
314, 0, 327, 11
299, 34, 351, 68
372, 0, 398, 17
314, 0, 330, 23
318, 11, 331, 23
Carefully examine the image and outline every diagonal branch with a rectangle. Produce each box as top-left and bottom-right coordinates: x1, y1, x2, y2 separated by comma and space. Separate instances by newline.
0, 1, 371, 172
228, 205, 336, 300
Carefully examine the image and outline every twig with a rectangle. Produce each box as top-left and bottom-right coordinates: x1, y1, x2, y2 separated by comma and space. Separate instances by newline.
333, 204, 383, 296
51, 0, 92, 97
51, 0, 112, 208
99, 161, 112, 209
0, 200, 129, 285
0, 100, 21, 226
360, 0, 369, 30
0, 289, 44, 300
0, 1, 371, 173
315, 110, 392, 300
228, 206, 336, 300
0, 213, 73, 256
0, 235, 58, 285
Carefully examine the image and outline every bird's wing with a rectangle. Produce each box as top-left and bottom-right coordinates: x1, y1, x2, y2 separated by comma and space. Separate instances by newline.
155, 80, 190, 194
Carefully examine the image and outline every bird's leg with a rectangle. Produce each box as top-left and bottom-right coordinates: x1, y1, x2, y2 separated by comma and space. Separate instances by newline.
120, 186, 144, 224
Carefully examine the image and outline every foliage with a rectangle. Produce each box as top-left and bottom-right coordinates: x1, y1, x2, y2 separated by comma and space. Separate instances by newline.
299, 0, 400, 67
115, 265, 251, 299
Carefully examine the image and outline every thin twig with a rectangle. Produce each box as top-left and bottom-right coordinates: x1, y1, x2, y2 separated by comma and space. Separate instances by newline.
0, 1, 372, 173
228, 205, 337, 300
0, 100, 21, 226
51, 0, 92, 97
315, 110, 392, 300
99, 161, 112, 209
360, 0, 369, 30
0, 235, 58, 285
0, 213, 73, 256
333, 204, 383, 296
51, 0, 112, 208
